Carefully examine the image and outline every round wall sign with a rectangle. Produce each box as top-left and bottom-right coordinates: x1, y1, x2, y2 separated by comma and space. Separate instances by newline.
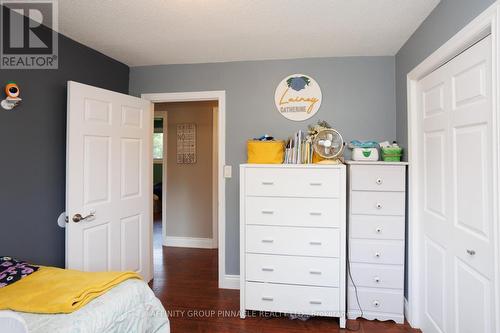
274, 74, 322, 121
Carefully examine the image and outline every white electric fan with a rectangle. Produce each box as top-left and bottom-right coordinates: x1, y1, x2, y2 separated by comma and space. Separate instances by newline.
312, 128, 344, 164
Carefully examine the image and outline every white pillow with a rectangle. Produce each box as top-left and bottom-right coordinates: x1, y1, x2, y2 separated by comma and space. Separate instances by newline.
0, 311, 28, 333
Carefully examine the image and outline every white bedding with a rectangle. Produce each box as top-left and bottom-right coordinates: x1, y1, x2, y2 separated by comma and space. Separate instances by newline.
15, 279, 169, 333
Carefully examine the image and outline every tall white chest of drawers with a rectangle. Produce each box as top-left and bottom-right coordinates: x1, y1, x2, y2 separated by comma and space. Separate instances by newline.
346, 161, 407, 324
239, 164, 346, 328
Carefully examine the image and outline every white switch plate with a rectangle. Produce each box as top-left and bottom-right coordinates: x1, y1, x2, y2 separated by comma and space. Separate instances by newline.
223, 165, 232, 178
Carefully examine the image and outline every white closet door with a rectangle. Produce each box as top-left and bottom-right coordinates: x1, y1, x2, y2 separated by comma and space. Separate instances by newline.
417, 35, 496, 333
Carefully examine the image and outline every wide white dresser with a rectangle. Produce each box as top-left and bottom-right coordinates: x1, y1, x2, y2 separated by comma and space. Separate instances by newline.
239, 164, 346, 328
346, 161, 407, 324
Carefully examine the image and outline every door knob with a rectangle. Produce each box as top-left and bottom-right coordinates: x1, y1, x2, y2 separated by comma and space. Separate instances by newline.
466, 249, 476, 256
72, 212, 95, 223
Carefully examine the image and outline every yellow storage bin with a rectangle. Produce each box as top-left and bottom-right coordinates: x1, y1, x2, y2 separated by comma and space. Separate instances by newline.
247, 140, 285, 164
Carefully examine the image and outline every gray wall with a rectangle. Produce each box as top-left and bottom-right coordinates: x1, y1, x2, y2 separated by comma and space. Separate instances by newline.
156, 101, 216, 239
0, 34, 129, 267
395, 0, 495, 157
130, 56, 397, 274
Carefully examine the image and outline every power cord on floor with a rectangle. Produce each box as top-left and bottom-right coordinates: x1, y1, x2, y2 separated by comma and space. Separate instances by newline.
345, 254, 363, 332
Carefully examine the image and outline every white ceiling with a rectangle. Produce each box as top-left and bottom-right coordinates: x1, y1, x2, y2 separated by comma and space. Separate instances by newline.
58, 0, 440, 67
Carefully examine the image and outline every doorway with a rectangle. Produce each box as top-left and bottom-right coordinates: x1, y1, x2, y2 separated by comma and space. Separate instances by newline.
406, 5, 500, 331
153, 101, 218, 248
142, 91, 229, 289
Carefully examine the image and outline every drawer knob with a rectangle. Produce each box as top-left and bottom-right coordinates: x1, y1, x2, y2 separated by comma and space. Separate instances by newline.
261, 210, 274, 215
262, 297, 274, 302
376, 178, 383, 185
375, 252, 381, 258
309, 182, 322, 186
262, 181, 274, 186
375, 227, 382, 233
467, 249, 476, 256
261, 239, 274, 243
261, 267, 274, 272
309, 241, 322, 246
373, 300, 380, 308
376, 203, 383, 209
309, 270, 322, 275
374, 276, 381, 283
309, 300, 322, 305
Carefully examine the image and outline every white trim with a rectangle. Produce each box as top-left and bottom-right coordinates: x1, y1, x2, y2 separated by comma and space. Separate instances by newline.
212, 106, 219, 248
222, 274, 240, 290
406, 2, 500, 329
165, 236, 215, 249
142, 91, 228, 289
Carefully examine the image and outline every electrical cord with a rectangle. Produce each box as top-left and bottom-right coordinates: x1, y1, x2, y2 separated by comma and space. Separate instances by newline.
345, 253, 363, 332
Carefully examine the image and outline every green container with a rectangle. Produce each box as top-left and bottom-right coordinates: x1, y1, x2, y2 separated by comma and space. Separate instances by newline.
381, 147, 403, 162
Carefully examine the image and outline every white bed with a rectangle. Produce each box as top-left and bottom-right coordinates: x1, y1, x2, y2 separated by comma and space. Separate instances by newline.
2, 279, 169, 333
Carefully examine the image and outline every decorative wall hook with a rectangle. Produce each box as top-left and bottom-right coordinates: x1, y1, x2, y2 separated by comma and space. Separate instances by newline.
1, 82, 22, 110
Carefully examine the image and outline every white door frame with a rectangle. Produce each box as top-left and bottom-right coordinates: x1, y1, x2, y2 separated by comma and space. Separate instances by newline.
406, 2, 500, 328
141, 91, 230, 289
153, 110, 168, 246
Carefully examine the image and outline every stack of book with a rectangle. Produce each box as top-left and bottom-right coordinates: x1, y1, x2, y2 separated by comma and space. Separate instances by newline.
284, 130, 314, 164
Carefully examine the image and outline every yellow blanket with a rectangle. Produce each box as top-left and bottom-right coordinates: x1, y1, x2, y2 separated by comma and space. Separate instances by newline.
0, 266, 141, 314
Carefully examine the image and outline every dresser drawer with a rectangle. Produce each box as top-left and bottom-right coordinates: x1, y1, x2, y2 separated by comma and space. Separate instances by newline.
349, 215, 404, 240
348, 263, 404, 289
245, 167, 341, 198
348, 287, 404, 315
349, 239, 404, 265
350, 191, 405, 216
246, 254, 339, 287
245, 196, 340, 228
246, 225, 339, 257
350, 165, 405, 192
246, 282, 340, 316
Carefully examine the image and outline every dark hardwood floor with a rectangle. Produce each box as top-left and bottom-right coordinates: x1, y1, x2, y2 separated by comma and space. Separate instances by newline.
150, 216, 420, 333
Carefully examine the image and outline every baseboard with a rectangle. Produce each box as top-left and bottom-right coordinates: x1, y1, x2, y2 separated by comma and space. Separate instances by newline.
164, 236, 215, 249
404, 297, 414, 327
220, 274, 239, 290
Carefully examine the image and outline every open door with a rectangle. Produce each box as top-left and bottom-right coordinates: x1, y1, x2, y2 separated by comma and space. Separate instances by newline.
65, 81, 153, 282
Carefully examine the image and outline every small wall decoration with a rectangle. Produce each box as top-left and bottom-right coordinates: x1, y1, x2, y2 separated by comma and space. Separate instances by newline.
1, 81, 22, 111
176, 123, 196, 164
274, 74, 322, 121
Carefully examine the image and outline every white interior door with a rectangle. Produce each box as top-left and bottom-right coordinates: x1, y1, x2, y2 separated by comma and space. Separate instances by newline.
417, 35, 497, 333
66, 81, 153, 282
